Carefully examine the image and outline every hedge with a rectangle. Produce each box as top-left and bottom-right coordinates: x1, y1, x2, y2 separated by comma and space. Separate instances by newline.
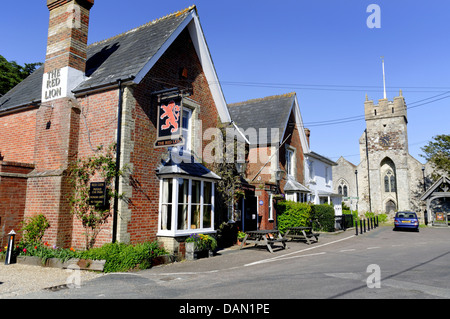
277, 201, 312, 234
277, 201, 336, 233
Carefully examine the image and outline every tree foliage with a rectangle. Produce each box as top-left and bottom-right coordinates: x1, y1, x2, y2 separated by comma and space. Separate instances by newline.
421, 134, 450, 180
0, 54, 42, 95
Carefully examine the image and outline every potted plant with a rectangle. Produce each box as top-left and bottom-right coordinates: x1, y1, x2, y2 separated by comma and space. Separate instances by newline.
185, 234, 217, 260
237, 231, 246, 245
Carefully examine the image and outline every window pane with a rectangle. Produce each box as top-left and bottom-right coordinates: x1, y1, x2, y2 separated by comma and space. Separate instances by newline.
162, 179, 173, 204
203, 182, 212, 205
191, 204, 200, 229
192, 180, 201, 204
343, 186, 348, 197
338, 186, 342, 195
390, 175, 396, 193
178, 179, 189, 204
161, 204, 172, 230
178, 204, 188, 230
203, 205, 212, 228
384, 176, 390, 192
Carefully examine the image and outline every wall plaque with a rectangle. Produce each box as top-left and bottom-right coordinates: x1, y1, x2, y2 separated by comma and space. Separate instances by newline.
89, 182, 107, 207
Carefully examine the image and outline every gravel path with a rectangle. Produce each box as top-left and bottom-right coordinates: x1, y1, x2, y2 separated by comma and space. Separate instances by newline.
0, 263, 102, 298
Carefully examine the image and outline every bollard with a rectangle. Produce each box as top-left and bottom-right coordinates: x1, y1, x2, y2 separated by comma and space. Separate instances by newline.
376, 216, 379, 227
360, 220, 363, 234
355, 221, 358, 236
369, 218, 372, 230
363, 219, 366, 233
5, 230, 16, 265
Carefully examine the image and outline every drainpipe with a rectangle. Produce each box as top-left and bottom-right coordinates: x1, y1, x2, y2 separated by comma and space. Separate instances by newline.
112, 79, 124, 243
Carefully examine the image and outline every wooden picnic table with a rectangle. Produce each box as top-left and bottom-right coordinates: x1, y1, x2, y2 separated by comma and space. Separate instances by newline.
284, 227, 320, 245
239, 229, 287, 253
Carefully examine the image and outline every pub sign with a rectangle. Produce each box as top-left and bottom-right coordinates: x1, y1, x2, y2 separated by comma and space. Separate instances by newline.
155, 96, 184, 148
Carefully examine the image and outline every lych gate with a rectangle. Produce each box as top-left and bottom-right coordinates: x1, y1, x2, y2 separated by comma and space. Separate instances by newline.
420, 175, 450, 227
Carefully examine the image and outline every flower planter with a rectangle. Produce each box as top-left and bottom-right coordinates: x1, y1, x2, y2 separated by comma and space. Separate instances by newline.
16, 256, 106, 271
185, 242, 213, 261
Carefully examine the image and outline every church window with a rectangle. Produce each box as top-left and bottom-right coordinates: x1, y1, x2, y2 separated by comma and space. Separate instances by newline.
343, 185, 348, 197
338, 185, 343, 195
384, 170, 396, 193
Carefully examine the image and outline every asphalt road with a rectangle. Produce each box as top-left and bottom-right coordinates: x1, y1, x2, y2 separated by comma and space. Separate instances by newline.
17, 226, 450, 303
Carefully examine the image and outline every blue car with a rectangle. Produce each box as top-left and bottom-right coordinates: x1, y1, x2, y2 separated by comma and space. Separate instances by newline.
394, 211, 419, 232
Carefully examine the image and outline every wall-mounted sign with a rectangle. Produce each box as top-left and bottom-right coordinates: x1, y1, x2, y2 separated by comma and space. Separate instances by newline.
155, 96, 184, 148
89, 182, 107, 207
436, 212, 445, 221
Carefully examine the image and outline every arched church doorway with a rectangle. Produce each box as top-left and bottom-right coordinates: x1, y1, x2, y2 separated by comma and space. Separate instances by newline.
385, 200, 396, 213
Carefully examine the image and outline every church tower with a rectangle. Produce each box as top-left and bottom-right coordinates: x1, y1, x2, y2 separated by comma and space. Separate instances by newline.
359, 92, 411, 213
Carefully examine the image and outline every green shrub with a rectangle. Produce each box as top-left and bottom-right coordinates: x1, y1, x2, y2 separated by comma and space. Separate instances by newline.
79, 241, 168, 273
311, 204, 335, 232
16, 241, 168, 273
20, 214, 50, 245
277, 201, 312, 234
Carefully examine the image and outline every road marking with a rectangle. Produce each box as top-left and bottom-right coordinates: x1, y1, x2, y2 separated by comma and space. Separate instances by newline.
383, 279, 450, 298
244, 235, 356, 267
367, 247, 380, 250
340, 249, 356, 252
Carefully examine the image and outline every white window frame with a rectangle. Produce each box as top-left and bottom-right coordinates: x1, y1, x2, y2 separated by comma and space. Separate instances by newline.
268, 194, 274, 221
286, 148, 295, 177
158, 176, 215, 237
181, 107, 192, 152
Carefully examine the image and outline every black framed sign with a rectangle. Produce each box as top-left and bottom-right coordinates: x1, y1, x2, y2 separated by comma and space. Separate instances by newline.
155, 96, 184, 148
89, 182, 107, 207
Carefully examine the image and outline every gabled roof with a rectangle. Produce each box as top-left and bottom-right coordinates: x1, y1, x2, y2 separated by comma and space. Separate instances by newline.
305, 151, 338, 166
227, 93, 310, 150
0, 6, 231, 122
284, 176, 311, 193
420, 175, 450, 201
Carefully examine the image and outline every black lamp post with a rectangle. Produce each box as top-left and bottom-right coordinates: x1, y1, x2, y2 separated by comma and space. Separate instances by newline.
422, 166, 426, 192
355, 169, 359, 212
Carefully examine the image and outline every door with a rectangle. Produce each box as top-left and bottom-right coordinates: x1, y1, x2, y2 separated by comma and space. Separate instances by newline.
243, 191, 258, 232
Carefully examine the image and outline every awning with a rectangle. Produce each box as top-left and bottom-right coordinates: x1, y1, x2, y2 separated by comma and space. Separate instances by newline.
156, 152, 221, 181
284, 177, 311, 193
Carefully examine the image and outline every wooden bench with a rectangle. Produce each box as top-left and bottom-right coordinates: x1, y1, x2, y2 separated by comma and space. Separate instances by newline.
240, 230, 287, 253
285, 227, 320, 245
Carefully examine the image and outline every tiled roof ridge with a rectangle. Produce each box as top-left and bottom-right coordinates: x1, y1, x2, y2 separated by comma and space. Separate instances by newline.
228, 92, 296, 107
88, 5, 196, 48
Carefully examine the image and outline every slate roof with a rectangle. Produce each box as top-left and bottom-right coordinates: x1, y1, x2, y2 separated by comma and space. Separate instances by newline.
227, 93, 296, 145
284, 176, 311, 193
0, 6, 195, 112
157, 153, 221, 180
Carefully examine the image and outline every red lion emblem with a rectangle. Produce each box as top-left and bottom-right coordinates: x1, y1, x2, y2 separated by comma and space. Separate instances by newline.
160, 101, 181, 133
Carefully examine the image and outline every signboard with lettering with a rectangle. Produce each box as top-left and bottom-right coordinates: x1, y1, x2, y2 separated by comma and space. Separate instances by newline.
42, 68, 68, 102
89, 182, 108, 207
155, 96, 184, 148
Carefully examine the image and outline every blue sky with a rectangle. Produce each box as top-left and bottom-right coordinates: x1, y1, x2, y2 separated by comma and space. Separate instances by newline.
2, 0, 449, 164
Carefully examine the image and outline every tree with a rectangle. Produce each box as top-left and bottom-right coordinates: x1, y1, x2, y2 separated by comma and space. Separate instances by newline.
0, 55, 42, 95
421, 134, 450, 180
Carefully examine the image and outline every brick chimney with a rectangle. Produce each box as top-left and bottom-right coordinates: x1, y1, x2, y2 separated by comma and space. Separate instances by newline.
304, 128, 311, 147
42, 0, 94, 103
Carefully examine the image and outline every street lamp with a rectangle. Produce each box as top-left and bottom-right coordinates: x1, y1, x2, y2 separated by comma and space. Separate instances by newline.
355, 169, 359, 212
422, 166, 426, 192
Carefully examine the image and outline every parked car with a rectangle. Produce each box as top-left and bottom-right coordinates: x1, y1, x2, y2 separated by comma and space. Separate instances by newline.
394, 211, 419, 232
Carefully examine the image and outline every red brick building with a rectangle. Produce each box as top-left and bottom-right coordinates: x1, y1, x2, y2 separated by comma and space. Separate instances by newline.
228, 93, 311, 231
0, 1, 231, 255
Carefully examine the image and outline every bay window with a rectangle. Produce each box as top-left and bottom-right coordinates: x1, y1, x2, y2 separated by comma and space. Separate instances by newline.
158, 177, 215, 236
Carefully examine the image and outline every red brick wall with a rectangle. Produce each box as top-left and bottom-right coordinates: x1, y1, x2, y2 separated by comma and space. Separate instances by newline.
128, 28, 221, 244
0, 109, 37, 164
0, 162, 34, 248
